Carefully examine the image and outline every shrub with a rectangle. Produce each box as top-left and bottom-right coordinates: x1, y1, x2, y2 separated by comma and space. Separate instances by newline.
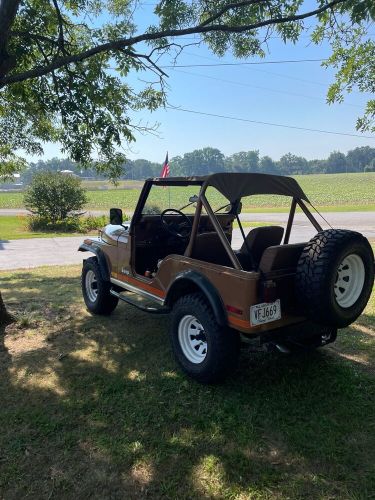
24, 171, 87, 223
143, 203, 162, 214
364, 159, 375, 172
27, 215, 107, 233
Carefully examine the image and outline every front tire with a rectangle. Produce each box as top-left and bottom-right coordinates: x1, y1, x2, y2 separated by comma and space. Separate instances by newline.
81, 257, 118, 315
170, 293, 239, 384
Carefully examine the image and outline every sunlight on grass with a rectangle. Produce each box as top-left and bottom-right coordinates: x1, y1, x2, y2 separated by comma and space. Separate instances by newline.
0, 264, 374, 498
193, 455, 226, 498
130, 459, 154, 486
0, 215, 99, 240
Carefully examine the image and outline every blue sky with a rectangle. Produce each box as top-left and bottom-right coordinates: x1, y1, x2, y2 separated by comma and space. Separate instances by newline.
40, 4, 375, 164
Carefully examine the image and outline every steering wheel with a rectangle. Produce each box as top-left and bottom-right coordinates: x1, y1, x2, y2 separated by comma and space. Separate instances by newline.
160, 209, 193, 239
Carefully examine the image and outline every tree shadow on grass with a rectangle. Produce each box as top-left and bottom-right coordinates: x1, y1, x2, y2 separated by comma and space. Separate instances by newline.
1, 270, 374, 499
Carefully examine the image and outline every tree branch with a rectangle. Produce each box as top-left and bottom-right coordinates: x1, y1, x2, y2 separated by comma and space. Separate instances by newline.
51, 0, 66, 54
9, 30, 58, 45
1, 0, 349, 87
199, 0, 267, 28
0, 0, 21, 78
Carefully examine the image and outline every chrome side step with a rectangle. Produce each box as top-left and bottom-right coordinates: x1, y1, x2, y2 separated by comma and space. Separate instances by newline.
110, 289, 170, 315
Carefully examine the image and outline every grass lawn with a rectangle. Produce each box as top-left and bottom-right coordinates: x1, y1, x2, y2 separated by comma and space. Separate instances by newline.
0, 215, 267, 241
1, 172, 375, 212
1, 265, 374, 499
0, 216, 98, 240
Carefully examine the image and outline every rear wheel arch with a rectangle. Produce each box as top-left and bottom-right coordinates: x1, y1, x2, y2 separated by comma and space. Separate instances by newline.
165, 271, 227, 326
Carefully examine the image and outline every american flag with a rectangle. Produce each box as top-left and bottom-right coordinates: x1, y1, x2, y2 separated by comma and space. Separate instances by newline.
160, 152, 170, 178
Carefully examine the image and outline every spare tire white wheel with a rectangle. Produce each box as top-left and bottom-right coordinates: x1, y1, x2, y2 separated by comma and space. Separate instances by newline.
296, 229, 374, 328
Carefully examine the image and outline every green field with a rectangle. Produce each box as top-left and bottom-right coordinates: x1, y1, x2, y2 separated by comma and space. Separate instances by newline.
1, 173, 374, 212
1, 265, 374, 498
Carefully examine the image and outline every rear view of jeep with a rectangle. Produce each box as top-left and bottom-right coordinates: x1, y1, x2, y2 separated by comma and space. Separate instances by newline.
79, 173, 374, 383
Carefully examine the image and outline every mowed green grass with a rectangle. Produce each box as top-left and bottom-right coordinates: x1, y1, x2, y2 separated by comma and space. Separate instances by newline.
0, 215, 266, 240
0, 216, 97, 240
1, 172, 374, 212
1, 265, 374, 499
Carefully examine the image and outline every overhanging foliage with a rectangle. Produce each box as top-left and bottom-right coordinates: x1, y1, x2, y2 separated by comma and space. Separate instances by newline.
0, 0, 374, 180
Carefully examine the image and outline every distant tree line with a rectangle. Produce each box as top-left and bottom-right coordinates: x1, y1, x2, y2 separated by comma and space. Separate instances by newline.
19, 146, 375, 184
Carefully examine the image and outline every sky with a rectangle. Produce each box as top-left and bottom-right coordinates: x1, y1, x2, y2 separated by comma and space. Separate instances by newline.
39, 2, 375, 164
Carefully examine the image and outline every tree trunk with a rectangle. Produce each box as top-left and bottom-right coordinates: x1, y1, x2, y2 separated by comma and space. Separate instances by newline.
0, 290, 13, 327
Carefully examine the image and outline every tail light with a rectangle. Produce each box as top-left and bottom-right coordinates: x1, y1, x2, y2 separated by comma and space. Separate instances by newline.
262, 280, 277, 303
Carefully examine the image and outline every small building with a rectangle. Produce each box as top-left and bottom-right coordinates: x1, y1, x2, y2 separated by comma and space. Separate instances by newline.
59, 169, 78, 177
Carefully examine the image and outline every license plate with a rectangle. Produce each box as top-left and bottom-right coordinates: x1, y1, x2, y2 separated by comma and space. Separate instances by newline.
250, 299, 281, 326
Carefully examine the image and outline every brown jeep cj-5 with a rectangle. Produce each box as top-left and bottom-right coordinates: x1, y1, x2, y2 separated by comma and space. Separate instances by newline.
79, 173, 374, 383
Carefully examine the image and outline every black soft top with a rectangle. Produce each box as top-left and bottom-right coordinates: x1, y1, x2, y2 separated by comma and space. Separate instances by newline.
150, 172, 308, 202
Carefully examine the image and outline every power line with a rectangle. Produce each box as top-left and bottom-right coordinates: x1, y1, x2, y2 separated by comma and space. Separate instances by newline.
166, 105, 375, 139
182, 50, 330, 87
170, 68, 362, 108
161, 58, 324, 68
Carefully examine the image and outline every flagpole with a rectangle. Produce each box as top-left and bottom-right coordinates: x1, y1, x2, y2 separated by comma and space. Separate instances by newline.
167, 151, 171, 208
160, 151, 170, 206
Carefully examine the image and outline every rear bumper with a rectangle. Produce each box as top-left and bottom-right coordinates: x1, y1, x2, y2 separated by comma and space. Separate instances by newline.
252, 321, 336, 345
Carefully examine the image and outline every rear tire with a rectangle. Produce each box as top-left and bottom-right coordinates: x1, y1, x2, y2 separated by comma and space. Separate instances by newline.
296, 229, 374, 328
81, 257, 118, 315
170, 293, 239, 384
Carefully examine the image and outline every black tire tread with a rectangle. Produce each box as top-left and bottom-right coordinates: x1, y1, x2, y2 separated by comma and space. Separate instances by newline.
170, 292, 239, 384
296, 229, 374, 327
81, 257, 119, 315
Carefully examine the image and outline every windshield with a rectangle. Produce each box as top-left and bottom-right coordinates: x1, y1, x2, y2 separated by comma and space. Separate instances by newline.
142, 185, 201, 215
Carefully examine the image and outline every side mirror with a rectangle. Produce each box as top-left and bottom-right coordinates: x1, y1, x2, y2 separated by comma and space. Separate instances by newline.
189, 195, 199, 203
110, 208, 123, 225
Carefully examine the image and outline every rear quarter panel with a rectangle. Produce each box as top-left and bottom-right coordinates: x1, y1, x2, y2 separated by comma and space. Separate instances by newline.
156, 256, 304, 334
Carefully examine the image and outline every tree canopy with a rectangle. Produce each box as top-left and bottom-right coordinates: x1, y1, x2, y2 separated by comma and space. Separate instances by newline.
10, 145, 375, 181
0, 0, 374, 180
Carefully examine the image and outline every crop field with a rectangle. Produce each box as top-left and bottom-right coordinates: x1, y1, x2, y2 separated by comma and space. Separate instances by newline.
0, 264, 374, 498
81, 179, 144, 190
0, 173, 374, 212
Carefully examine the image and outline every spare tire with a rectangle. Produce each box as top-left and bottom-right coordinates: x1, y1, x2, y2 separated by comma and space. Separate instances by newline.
296, 229, 374, 328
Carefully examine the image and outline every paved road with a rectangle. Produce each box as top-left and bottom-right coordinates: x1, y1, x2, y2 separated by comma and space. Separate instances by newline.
241, 211, 375, 243
0, 236, 85, 270
0, 211, 373, 270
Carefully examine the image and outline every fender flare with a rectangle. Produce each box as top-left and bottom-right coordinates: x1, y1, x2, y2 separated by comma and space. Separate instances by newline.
165, 270, 227, 326
78, 243, 110, 282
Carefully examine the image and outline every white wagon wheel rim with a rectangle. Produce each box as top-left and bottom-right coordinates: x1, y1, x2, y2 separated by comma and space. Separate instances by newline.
85, 269, 98, 303
334, 253, 365, 308
178, 315, 208, 364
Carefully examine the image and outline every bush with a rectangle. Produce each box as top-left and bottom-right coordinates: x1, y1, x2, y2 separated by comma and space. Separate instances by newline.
24, 171, 87, 223
364, 159, 375, 172
27, 215, 107, 233
143, 203, 162, 214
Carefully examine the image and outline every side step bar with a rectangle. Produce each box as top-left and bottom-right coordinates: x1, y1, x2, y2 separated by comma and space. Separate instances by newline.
110, 289, 170, 315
